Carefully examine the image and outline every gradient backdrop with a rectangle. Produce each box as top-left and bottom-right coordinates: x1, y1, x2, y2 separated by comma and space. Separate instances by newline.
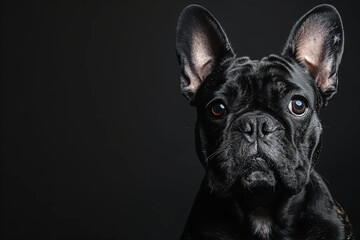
2, 0, 359, 239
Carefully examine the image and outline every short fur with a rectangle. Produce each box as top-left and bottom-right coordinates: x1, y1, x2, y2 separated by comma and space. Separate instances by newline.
175, 4, 353, 240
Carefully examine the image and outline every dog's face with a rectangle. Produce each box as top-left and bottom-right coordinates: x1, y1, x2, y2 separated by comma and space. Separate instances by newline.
176, 5, 344, 204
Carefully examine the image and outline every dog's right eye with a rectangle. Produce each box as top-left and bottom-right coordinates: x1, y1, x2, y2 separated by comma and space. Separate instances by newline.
210, 102, 227, 118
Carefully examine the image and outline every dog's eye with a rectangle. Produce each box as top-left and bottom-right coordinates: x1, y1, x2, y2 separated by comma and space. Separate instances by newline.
288, 99, 307, 116
210, 102, 227, 117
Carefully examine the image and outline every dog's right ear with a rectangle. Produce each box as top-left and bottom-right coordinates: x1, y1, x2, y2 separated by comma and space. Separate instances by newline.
176, 5, 234, 102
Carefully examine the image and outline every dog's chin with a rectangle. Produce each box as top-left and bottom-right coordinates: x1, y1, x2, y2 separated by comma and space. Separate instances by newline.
241, 170, 276, 190
207, 156, 300, 206
239, 170, 279, 207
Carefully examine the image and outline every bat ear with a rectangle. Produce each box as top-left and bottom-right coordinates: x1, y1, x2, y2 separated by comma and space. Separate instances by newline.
176, 5, 234, 102
282, 4, 344, 101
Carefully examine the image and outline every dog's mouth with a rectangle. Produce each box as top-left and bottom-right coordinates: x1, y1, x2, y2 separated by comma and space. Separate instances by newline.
231, 157, 283, 207
239, 157, 277, 188
208, 153, 302, 205
241, 170, 276, 189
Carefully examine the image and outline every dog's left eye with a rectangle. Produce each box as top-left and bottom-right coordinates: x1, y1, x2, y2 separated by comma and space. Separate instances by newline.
210, 102, 227, 117
288, 98, 307, 116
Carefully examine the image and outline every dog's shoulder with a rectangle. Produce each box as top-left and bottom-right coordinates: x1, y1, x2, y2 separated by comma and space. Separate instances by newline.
334, 200, 355, 240
302, 172, 352, 240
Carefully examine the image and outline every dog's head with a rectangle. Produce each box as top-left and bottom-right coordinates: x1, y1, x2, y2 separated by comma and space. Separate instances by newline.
176, 5, 344, 204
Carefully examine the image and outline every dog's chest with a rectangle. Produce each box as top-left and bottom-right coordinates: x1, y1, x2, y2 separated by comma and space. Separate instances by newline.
248, 207, 273, 240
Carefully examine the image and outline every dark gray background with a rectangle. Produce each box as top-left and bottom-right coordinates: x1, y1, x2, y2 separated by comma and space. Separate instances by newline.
2, 0, 359, 239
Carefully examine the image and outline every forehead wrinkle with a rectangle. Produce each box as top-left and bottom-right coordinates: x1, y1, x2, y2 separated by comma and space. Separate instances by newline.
214, 56, 316, 108
232, 71, 256, 106
216, 77, 241, 103
259, 58, 315, 96
219, 57, 257, 96
259, 62, 293, 81
264, 54, 296, 73
262, 57, 317, 98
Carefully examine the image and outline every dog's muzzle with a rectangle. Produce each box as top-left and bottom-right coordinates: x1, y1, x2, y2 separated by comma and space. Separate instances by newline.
240, 157, 276, 189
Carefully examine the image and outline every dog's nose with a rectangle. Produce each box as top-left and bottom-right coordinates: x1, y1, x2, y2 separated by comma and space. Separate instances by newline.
238, 113, 278, 139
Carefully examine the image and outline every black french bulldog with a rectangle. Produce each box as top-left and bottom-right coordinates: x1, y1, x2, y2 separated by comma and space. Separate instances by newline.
175, 4, 354, 240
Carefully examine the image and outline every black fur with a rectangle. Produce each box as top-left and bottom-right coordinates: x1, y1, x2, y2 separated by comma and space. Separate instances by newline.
176, 4, 353, 240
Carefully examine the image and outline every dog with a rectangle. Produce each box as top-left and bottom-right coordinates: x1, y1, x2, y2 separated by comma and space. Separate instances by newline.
175, 4, 354, 240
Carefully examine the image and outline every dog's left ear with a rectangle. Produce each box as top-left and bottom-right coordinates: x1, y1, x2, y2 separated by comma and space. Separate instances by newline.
282, 4, 344, 101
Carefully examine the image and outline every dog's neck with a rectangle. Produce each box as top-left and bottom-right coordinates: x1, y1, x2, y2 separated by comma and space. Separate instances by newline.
237, 171, 337, 239
250, 191, 307, 239
243, 193, 304, 240
249, 207, 272, 240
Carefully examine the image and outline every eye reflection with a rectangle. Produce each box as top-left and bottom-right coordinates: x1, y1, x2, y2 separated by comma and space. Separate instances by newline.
288, 99, 307, 116
210, 102, 227, 117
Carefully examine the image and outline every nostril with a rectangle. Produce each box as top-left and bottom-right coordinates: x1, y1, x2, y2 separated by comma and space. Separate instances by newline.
238, 114, 279, 137
261, 121, 276, 135
239, 122, 253, 134
262, 123, 270, 134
